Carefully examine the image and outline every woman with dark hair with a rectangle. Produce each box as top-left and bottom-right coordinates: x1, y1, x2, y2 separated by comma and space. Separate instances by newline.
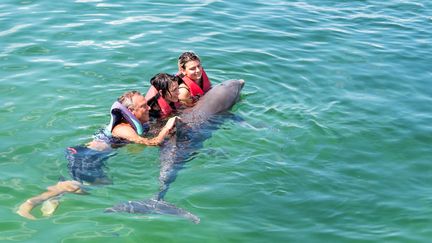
145, 73, 181, 119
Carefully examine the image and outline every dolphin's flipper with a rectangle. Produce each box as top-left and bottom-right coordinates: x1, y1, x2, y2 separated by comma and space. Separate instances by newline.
105, 199, 200, 224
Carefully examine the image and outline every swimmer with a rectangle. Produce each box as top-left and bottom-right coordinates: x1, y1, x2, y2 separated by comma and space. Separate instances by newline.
145, 73, 181, 119
177, 52, 212, 106
17, 91, 178, 220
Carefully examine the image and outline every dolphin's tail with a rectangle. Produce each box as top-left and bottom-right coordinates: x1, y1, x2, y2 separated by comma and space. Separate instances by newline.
105, 198, 200, 224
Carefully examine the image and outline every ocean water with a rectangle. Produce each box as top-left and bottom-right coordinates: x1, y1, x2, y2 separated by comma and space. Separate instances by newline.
1, 0, 432, 242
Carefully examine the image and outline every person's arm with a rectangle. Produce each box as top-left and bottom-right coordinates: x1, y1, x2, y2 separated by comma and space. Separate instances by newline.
178, 84, 195, 107
112, 117, 178, 146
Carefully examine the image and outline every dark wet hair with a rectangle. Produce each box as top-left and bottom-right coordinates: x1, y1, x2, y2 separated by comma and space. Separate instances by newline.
178, 51, 201, 70
150, 73, 179, 98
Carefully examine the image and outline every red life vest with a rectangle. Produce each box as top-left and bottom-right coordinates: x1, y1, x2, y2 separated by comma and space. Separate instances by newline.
181, 68, 212, 98
145, 86, 173, 118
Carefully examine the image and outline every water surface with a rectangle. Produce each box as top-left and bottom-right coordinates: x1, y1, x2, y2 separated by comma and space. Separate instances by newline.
1, 0, 431, 242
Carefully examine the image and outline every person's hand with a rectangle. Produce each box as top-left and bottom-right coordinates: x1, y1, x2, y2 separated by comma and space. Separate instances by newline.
164, 116, 178, 134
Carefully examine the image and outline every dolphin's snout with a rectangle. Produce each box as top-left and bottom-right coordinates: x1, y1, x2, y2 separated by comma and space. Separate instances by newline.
239, 79, 245, 89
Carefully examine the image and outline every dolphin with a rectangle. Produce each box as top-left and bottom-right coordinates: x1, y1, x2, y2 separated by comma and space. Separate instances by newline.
105, 79, 245, 223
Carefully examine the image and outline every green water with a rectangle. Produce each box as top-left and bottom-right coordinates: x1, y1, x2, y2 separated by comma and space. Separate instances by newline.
1, 0, 432, 242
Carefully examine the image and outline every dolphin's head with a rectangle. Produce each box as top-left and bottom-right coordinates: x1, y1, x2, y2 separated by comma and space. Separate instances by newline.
232, 79, 245, 102
238, 79, 245, 89
180, 79, 245, 124
224, 79, 245, 90
193, 79, 245, 115
216, 78, 244, 108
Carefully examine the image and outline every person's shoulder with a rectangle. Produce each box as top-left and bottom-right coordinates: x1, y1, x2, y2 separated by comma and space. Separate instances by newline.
112, 123, 135, 138
178, 83, 188, 89
178, 83, 190, 95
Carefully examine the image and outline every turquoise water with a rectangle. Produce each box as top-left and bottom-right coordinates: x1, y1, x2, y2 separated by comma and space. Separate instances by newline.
1, 0, 432, 242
